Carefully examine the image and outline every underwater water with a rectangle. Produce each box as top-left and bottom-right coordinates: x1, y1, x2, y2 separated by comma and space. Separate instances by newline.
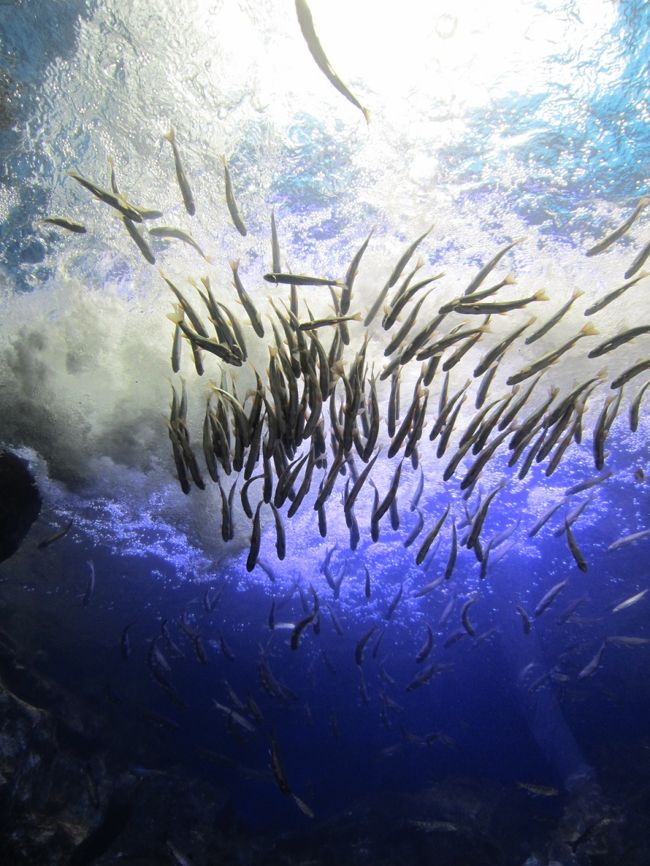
1, 0, 650, 863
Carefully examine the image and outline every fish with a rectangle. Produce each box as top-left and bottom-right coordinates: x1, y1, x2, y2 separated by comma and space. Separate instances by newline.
371, 458, 404, 535
607, 527, 650, 551
120, 623, 132, 660
264, 272, 344, 287
385, 583, 403, 621
246, 502, 263, 573
212, 700, 255, 733
611, 357, 650, 390
221, 154, 247, 236
577, 641, 606, 679
67, 170, 144, 221
163, 128, 195, 215
365, 225, 434, 325
583, 271, 648, 315
533, 579, 568, 618
588, 324, 650, 358
290, 612, 316, 650
463, 239, 522, 297
230, 259, 265, 338
355, 625, 376, 665
416, 504, 450, 566
525, 288, 583, 344
461, 596, 478, 636
295, 0, 370, 124
630, 379, 650, 431
149, 226, 212, 261
507, 324, 598, 386
565, 519, 588, 572
564, 470, 613, 496
475, 363, 498, 409
415, 624, 434, 663
270, 207, 282, 273
517, 783, 559, 797
412, 575, 445, 598
83, 559, 95, 607
298, 312, 362, 330
39, 216, 86, 233
586, 196, 649, 256
516, 605, 532, 634
341, 227, 374, 314
405, 661, 452, 691
606, 635, 650, 647
452, 289, 547, 316
625, 240, 650, 279
364, 565, 371, 599
611, 588, 648, 613
473, 317, 535, 378
404, 508, 424, 548
121, 216, 156, 264
37, 518, 74, 550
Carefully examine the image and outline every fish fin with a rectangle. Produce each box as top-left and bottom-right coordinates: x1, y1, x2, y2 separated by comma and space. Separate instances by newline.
571, 288, 585, 299
535, 289, 549, 301
581, 322, 599, 336
229, 258, 239, 272
362, 107, 371, 126
163, 127, 175, 143
504, 274, 516, 285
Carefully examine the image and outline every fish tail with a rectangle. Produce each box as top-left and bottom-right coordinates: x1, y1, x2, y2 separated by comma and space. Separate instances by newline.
581, 322, 599, 336
535, 289, 549, 301
572, 288, 585, 299
362, 107, 372, 126
163, 127, 175, 143
229, 258, 240, 272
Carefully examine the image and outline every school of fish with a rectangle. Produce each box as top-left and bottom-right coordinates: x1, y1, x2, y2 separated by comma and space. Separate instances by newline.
33, 0, 650, 825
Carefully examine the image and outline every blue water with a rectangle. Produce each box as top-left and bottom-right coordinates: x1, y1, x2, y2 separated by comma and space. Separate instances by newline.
1, 2, 650, 864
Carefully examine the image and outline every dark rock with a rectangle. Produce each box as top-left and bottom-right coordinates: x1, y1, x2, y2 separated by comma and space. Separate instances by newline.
0, 450, 41, 563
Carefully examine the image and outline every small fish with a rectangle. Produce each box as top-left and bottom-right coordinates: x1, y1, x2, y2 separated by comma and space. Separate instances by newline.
67, 171, 144, 222
290, 612, 316, 650
416, 504, 450, 566
230, 259, 265, 338
39, 216, 87, 233
507, 323, 598, 386
83, 559, 95, 607
37, 518, 73, 550
415, 624, 434, 663
516, 606, 532, 635
221, 154, 247, 235
612, 588, 648, 613
364, 565, 371, 599
212, 700, 255, 733
630, 379, 650, 431
264, 272, 344, 287
606, 634, 650, 647
163, 128, 195, 215
342, 227, 374, 314
578, 641, 606, 679
454, 289, 547, 316
625, 240, 650, 279
463, 239, 522, 297
405, 661, 451, 691
461, 596, 478, 637
607, 526, 650, 551
525, 288, 583, 344
610, 357, 650, 390
355, 625, 376, 666
385, 583, 403, 621
565, 519, 588, 572
246, 502, 263, 573
583, 271, 648, 315
564, 470, 613, 496
588, 324, 650, 358
298, 312, 361, 330
270, 207, 282, 273
295, 0, 370, 124
149, 226, 212, 261
534, 579, 568, 618
122, 217, 155, 264
517, 783, 559, 797
120, 623, 132, 660
586, 197, 649, 256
